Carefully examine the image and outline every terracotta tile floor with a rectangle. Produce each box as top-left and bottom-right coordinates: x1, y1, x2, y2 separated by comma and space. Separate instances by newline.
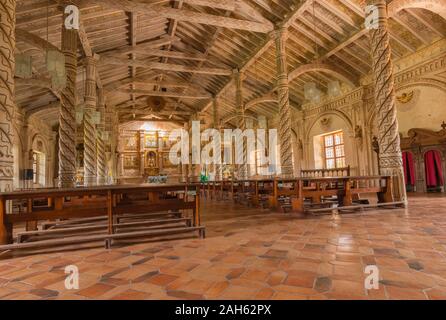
1, 195, 446, 300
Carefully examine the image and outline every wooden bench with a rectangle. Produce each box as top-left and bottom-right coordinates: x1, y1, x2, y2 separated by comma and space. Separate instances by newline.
0, 183, 204, 251
268, 176, 405, 214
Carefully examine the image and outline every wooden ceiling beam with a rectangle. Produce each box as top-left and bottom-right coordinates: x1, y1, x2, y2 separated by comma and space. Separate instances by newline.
15, 76, 53, 90
201, 0, 313, 113
99, 36, 181, 57
115, 89, 212, 99
405, 8, 444, 38
392, 14, 429, 45
119, 116, 184, 125
86, 0, 274, 33
182, 0, 236, 11
320, 0, 358, 28
25, 101, 60, 118
338, 0, 364, 17
133, 48, 207, 61
98, 56, 233, 75
389, 33, 417, 53
16, 28, 60, 52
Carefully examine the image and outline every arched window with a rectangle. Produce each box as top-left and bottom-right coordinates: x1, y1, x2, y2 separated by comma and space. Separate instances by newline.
32, 151, 46, 186
323, 131, 345, 169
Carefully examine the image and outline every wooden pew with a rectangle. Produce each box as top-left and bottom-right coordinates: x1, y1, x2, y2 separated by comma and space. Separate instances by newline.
267, 176, 404, 214
0, 183, 204, 251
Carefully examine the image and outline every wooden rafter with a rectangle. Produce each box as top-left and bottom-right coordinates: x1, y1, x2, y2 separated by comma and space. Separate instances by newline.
84, 0, 274, 33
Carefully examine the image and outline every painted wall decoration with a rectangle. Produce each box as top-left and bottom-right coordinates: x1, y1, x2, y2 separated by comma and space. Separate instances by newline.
123, 154, 139, 169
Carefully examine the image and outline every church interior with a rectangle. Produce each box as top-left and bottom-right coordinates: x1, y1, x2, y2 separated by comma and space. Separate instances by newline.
0, 0, 446, 300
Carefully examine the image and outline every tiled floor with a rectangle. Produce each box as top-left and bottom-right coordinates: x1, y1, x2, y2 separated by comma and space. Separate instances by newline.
1, 195, 446, 300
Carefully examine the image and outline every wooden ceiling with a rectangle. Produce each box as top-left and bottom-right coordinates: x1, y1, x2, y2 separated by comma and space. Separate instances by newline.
14, 0, 446, 127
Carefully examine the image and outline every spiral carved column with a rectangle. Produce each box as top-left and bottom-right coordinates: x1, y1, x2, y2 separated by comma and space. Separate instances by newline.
59, 21, 78, 188
182, 122, 189, 183
213, 97, 222, 181
272, 28, 293, 177
0, 0, 15, 244
96, 88, 106, 185
83, 56, 98, 186
368, 0, 407, 204
0, 0, 15, 193
235, 70, 247, 180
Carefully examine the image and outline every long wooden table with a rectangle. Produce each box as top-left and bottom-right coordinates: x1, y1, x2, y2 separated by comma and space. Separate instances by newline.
0, 183, 202, 247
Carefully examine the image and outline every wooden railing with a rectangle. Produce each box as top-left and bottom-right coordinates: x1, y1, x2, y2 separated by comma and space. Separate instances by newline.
0, 183, 202, 248
301, 166, 351, 178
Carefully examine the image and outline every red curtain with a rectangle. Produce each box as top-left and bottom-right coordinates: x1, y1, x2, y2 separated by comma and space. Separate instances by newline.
402, 152, 415, 185
425, 150, 444, 187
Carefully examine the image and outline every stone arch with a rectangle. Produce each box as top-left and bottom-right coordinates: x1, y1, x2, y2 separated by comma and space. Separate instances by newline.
388, 0, 446, 20
31, 133, 50, 155
304, 110, 354, 142
288, 62, 359, 88
245, 93, 277, 111
396, 78, 446, 94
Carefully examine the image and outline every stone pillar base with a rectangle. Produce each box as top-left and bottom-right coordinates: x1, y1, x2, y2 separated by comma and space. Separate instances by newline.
381, 166, 408, 206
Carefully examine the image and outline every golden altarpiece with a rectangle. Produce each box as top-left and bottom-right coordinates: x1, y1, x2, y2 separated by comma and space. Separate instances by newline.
117, 130, 178, 183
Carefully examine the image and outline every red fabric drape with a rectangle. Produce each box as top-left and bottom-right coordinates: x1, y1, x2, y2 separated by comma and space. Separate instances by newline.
425, 150, 444, 187
402, 152, 415, 185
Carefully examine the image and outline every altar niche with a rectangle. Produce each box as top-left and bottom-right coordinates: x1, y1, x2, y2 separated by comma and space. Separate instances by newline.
117, 130, 178, 183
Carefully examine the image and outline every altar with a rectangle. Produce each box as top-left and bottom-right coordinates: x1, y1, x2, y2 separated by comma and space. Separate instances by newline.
117, 129, 179, 184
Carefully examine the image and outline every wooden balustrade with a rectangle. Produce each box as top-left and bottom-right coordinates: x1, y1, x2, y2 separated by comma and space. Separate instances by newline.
0, 184, 203, 250
301, 166, 351, 178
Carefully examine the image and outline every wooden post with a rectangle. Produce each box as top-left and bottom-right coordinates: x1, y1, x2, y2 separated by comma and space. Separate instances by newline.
0, 196, 12, 245
368, 0, 407, 205
380, 176, 394, 203
59, 12, 78, 188
106, 190, 113, 248
269, 179, 279, 210
194, 185, 200, 227
343, 178, 353, 207
26, 199, 38, 231
272, 27, 293, 177
83, 56, 98, 186
253, 181, 259, 206
0, 0, 15, 194
292, 179, 304, 213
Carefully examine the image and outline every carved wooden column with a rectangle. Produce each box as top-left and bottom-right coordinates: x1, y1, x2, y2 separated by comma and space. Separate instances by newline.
213, 97, 222, 181
83, 56, 98, 186
235, 70, 247, 180
96, 88, 106, 184
59, 17, 78, 188
182, 122, 189, 182
0, 0, 15, 193
272, 27, 294, 177
368, 0, 407, 204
